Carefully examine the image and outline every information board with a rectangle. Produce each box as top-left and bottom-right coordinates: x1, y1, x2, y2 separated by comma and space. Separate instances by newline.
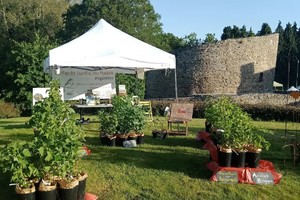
216, 171, 238, 184
251, 172, 274, 185
52, 68, 115, 100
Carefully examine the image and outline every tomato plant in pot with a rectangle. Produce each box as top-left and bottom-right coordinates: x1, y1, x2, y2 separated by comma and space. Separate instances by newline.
98, 110, 118, 146
29, 80, 85, 200
0, 141, 39, 200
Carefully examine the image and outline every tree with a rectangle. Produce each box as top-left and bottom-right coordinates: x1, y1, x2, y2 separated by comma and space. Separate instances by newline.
282, 23, 298, 88
4, 34, 55, 115
203, 33, 218, 44
221, 26, 232, 40
240, 25, 248, 38
0, 0, 69, 99
257, 23, 272, 36
274, 21, 286, 84
182, 32, 200, 47
248, 27, 255, 37
59, 0, 163, 48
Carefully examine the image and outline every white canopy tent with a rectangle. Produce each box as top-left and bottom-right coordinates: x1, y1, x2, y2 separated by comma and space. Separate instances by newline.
43, 19, 177, 98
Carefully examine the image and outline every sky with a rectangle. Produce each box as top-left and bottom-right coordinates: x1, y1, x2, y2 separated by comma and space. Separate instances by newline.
149, 0, 300, 40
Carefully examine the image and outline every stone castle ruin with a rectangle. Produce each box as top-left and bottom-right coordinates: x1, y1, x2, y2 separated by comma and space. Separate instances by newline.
145, 34, 279, 99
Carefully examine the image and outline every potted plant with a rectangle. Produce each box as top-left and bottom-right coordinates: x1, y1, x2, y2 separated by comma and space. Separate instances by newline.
131, 100, 146, 144
246, 131, 271, 168
98, 110, 118, 146
29, 80, 85, 200
205, 96, 271, 168
0, 141, 39, 200
205, 97, 235, 167
111, 96, 146, 146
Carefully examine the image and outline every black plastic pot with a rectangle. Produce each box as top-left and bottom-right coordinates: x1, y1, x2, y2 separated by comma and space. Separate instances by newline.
36, 181, 58, 200
152, 130, 158, 138
137, 134, 144, 144
116, 136, 127, 147
231, 150, 246, 168
100, 136, 116, 146
37, 189, 58, 200
58, 185, 79, 200
205, 121, 212, 133
15, 186, 36, 200
246, 151, 261, 168
77, 175, 87, 200
58, 179, 79, 200
16, 192, 36, 200
100, 136, 108, 145
218, 149, 232, 167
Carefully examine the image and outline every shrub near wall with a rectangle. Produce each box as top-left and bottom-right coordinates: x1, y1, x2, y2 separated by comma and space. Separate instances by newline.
150, 99, 300, 122
0, 100, 20, 118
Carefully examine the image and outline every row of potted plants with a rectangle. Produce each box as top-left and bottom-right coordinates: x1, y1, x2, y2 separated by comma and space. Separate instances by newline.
204, 96, 271, 168
99, 95, 146, 147
0, 81, 87, 200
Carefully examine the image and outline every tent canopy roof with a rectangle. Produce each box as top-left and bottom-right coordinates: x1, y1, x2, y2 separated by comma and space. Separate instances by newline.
44, 19, 176, 72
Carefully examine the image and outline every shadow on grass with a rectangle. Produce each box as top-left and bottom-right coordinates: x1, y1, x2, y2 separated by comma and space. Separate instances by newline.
0, 134, 34, 146
84, 135, 212, 180
0, 172, 16, 199
0, 124, 31, 129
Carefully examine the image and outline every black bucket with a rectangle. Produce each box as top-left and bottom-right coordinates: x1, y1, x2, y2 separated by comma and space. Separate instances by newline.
100, 136, 108, 145
137, 135, 144, 144
246, 151, 261, 168
37, 189, 58, 200
116, 136, 127, 147
231, 151, 246, 168
58, 185, 79, 200
16, 191, 36, 200
77, 177, 87, 200
218, 150, 232, 167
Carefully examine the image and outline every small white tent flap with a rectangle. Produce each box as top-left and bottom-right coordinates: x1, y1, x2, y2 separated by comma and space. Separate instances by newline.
45, 19, 176, 72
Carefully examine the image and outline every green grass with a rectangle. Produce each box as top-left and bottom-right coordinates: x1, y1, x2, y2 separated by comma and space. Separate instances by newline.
0, 117, 300, 200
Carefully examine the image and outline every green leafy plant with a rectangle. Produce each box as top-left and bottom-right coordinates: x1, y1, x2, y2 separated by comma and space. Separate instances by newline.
98, 110, 118, 136
0, 141, 38, 189
204, 96, 271, 151
112, 96, 146, 134
29, 80, 84, 181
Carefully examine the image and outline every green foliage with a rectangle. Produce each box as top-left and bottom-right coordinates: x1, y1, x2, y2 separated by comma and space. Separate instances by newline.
116, 74, 145, 98
1, 117, 300, 199
29, 80, 84, 179
203, 33, 218, 44
0, 141, 38, 188
111, 96, 146, 134
60, 0, 163, 48
204, 96, 271, 150
257, 23, 272, 36
4, 33, 55, 115
0, 0, 68, 98
98, 110, 118, 136
0, 100, 20, 118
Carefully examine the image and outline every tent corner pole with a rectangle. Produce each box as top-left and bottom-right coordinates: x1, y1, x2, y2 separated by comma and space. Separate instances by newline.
174, 67, 178, 101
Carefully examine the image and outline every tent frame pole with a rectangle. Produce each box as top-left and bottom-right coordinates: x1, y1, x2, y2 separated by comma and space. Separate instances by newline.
174, 67, 178, 101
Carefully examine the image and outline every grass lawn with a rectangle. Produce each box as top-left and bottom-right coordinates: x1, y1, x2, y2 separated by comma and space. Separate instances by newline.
0, 116, 299, 200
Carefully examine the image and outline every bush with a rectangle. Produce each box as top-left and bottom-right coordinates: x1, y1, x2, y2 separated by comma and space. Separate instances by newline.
0, 100, 20, 118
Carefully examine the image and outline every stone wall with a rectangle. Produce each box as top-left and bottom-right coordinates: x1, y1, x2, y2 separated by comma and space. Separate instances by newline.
145, 34, 279, 98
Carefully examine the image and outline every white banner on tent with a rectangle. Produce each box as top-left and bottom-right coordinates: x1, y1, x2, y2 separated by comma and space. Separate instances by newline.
52, 68, 115, 100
